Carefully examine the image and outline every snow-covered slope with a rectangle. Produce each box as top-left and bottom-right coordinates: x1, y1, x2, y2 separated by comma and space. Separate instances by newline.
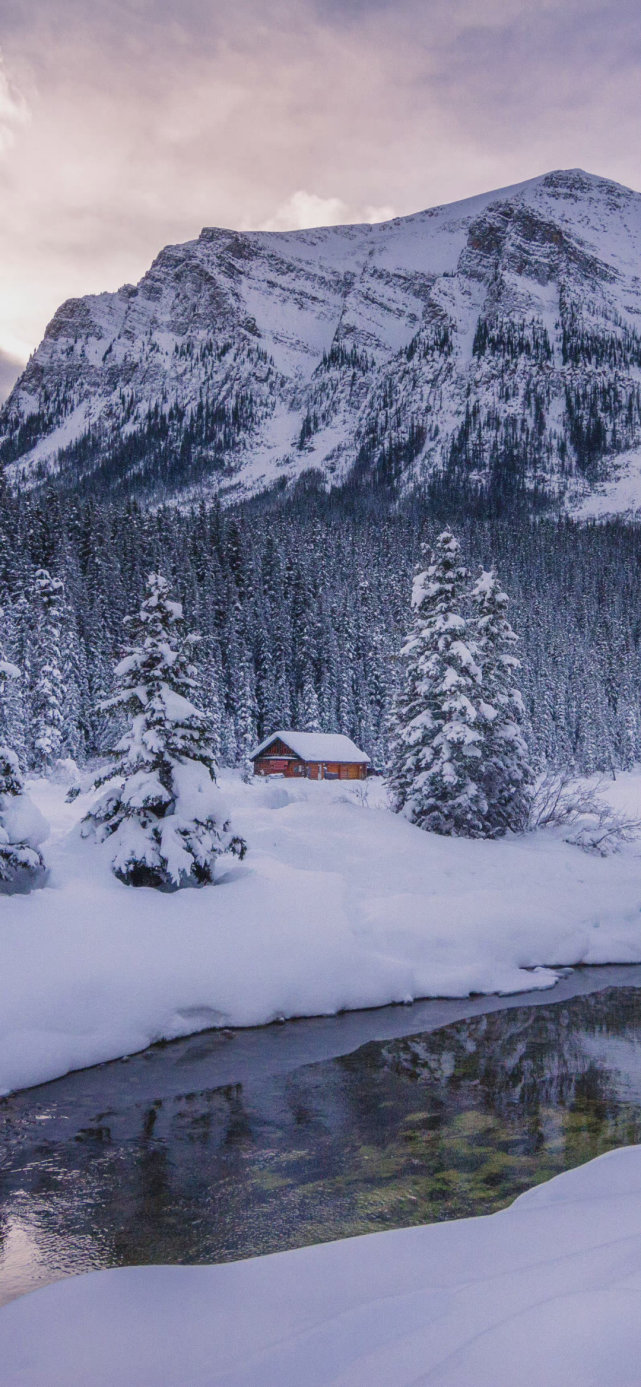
2, 1146, 641, 1386
4, 169, 641, 507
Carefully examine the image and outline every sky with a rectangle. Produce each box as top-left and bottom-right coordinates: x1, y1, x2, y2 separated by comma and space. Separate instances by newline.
0, 0, 640, 389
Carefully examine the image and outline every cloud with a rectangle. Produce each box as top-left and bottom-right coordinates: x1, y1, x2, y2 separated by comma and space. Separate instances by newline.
0, 52, 29, 154
259, 191, 396, 232
0, 0, 640, 357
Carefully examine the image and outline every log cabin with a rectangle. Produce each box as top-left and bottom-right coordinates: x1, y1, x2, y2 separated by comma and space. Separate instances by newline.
251, 731, 370, 780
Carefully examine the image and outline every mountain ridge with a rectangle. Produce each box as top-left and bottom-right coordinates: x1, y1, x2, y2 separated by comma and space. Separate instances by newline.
3, 167, 641, 510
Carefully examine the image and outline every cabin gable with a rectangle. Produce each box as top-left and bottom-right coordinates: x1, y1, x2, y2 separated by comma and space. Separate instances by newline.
251, 730, 369, 780
260, 737, 300, 760
252, 735, 306, 778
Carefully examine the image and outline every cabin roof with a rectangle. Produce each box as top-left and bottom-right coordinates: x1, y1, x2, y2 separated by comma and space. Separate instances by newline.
251, 730, 371, 764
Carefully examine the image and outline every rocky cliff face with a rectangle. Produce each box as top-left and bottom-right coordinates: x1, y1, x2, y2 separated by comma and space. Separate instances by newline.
3, 168, 641, 508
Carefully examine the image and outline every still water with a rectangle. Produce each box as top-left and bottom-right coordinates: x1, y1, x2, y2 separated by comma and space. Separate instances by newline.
2, 966, 641, 1306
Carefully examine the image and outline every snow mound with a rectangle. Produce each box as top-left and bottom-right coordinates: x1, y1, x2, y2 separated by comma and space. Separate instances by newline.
1, 1145, 640, 1386
0, 792, 48, 850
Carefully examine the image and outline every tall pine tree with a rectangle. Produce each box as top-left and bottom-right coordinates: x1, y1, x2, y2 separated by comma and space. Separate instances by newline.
388, 530, 487, 835
82, 574, 245, 889
471, 569, 533, 835
30, 568, 65, 774
0, 642, 46, 889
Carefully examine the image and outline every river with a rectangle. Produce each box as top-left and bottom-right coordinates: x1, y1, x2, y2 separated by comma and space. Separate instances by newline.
2, 964, 641, 1306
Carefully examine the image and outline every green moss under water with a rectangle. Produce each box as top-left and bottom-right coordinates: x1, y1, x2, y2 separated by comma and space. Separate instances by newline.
2, 987, 641, 1289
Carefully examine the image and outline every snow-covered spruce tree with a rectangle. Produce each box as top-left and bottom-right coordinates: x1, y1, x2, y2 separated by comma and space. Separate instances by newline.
388, 530, 487, 835
233, 643, 259, 780
0, 591, 28, 770
298, 675, 321, 733
82, 574, 246, 889
30, 568, 65, 774
0, 650, 46, 889
471, 569, 533, 835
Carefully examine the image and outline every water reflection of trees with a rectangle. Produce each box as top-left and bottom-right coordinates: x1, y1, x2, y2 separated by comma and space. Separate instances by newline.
2, 987, 641, 1297
378, 990, 641, 1115
355, 988, 641, 1201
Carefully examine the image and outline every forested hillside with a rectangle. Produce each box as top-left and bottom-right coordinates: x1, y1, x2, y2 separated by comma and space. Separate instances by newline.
1, 478, 640, 775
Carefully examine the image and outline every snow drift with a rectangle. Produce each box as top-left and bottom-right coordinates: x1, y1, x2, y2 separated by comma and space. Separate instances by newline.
1, 771, 641, 1096
1, 1144, 640, 1386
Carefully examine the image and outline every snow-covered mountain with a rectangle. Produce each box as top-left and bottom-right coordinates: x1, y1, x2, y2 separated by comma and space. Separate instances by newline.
4, 168, 641, 508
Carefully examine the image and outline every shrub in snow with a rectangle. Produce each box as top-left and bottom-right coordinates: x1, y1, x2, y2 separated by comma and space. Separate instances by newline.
529, 771, 641, 854
471, 569, 533, 835
0, 658, 47, 891
388, 530, 487, 836
82, 574, 246, 890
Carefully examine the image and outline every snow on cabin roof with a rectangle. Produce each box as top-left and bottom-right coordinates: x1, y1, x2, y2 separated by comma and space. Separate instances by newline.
251, 731, 371, 764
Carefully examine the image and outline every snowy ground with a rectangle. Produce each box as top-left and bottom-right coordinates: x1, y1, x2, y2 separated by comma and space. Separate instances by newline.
1, 1144, 640, 1386
2, 769, 641, 1096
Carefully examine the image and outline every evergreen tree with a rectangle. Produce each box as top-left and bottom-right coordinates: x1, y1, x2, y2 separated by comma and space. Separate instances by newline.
82, 574, 245, 889
0, 648, 46, 888
199, 635, 224, 762
30, 568, 65, 773
298, 676, 321, 732
388, 530, 487, 835
471, 569, 533, 834
233, 637, 259, 777
0, 591, 27, 768
0, 481, 640, 782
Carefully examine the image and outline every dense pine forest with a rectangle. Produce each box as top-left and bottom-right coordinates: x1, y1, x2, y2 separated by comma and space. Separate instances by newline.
1, 474, 641, 776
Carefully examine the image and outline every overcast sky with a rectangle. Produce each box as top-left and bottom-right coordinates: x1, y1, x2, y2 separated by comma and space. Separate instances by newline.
0, 0, 640, 372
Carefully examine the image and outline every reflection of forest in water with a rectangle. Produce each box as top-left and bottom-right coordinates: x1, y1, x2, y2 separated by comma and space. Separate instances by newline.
1, 987, 641, 1302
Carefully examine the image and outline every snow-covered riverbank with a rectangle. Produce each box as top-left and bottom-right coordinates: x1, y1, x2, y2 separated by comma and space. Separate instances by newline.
1, 1144, 640, 1386
2, 771, 641, 1096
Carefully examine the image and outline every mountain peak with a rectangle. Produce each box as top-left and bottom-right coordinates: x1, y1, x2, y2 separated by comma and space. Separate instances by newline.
3, 169, 641, 515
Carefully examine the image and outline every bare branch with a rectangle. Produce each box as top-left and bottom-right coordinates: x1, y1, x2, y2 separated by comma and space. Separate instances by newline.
529, 771, 641, 855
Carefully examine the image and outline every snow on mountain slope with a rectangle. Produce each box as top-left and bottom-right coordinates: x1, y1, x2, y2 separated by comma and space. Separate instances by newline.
572, 445, 641, 520
3, 168, 641, 507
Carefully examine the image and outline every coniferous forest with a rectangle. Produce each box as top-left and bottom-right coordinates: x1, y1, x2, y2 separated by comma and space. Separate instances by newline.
1, 473, 641, 777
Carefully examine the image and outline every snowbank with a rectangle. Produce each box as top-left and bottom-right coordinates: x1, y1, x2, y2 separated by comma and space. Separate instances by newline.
1, 771, 641, 1095
0, 789, 48, 850
1, 1144, 640, 1386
